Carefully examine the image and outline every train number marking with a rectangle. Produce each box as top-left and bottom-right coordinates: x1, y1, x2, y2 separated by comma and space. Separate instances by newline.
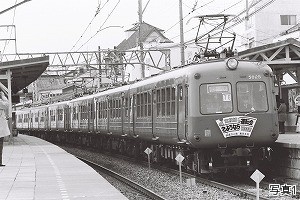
248, 75, 261, 80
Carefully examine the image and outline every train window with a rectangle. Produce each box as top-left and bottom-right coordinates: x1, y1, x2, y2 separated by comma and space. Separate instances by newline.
72, 107, 76, 120
109, 100, 112, 118
141, 93, 144, 117
112, 100, 116, 118
124, 97, 128, 117
97, 102, 100, 119
148, 95, 152, 116
116, 99, 119, 118
81, 105, 85, 119
117, 99, 120, 118
146, 93, 149, 117
104, 101, 107, 119
162, 88, 166, 116
178, 85, 183, 101
137, 94, 141, 117
105, 101, 108, 119
50, 110, 56, 121
102, 101, 105, 119
171, 87, 175, 115
157, 90, 161, 116
41, 112, 44, 122
35, 113, 38, 122
58, 108, 63, 121
162, 88, 166, 102
237, 82, 268, 113
166, 88, 171, 115
146, 92, 151, 116
200, 83, 233, 114
18, 114, 22, 123
115, 99, 118, 118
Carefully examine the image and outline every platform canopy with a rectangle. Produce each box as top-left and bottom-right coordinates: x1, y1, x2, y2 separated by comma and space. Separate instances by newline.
239, 38, 300, 83
0, 56, 49, 94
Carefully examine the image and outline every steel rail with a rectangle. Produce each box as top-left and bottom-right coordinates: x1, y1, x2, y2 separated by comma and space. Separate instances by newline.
76, 156, 166, 200
165, 168, 270, 200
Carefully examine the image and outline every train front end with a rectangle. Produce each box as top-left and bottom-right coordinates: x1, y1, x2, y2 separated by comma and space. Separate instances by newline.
186, 58, 279, 172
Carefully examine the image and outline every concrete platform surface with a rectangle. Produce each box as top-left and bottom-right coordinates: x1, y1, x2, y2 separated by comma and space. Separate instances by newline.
0, 134, 128, 200
275, 132, 300, 148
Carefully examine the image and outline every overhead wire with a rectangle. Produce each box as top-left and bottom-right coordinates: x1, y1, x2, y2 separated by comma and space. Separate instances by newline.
163, 0, 216, 36
151, 0, 276, 51
151, 0, 243, 49
69, 0, 110, 52
75, 0, 121, 52
182, 0, 275, 47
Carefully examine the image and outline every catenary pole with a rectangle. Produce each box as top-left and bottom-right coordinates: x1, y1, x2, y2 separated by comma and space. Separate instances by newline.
179, 0, 185, 66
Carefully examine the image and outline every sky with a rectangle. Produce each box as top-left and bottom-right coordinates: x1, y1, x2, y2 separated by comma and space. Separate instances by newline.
0, 0, 246, 54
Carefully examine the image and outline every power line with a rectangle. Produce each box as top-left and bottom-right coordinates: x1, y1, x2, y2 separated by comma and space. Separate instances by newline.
182, 0, 275, 47
69, 0, 110, 52
75, 0, 121, 52
163, 0, 216, 35
152, 0, 244, 49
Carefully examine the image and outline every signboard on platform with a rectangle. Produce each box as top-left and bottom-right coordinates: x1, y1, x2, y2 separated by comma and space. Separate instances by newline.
294, 95, 300, 106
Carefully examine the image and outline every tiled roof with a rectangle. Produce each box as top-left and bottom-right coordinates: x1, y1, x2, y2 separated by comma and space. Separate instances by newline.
117, 22, 173, 50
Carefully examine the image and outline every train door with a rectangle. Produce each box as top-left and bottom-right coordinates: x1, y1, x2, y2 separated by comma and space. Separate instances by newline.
88, 99, 95, 133
29, 111, 33, 130
177, 84, 188, 142
130, 94, 137, 137
64, 105, 70, 131
45, 108, 48, 130
107, 97, 111, 133
123, 94, 130, 135
152, 90, 157, 139
121, 95, 124, 136
95, 100, 98, 133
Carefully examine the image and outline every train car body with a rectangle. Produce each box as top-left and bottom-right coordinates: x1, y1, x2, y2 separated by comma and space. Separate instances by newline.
16, 58, 279, 173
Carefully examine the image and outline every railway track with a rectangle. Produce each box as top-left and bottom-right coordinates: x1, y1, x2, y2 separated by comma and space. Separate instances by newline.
62, 145, 275, 200
77, 156, 166, 200
152, 163, 270, 200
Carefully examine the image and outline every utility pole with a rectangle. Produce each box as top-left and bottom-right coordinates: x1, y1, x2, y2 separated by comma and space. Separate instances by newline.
98, 46, 102, 89
245, 0, 250, 48
245, 0, 249, 29
179, 0, 185, 66
138, 0, 145, 78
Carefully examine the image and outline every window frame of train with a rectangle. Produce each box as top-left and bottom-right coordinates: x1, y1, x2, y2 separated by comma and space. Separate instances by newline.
40, 111, 45, 123
18, 114, 23, 123
98, 99, 108, 119
57, 108, 63, 121
109, 96, 122, 119
136, 91, 152, 118
156, 86, 176, 118
199, 82, 233, 114
236, 81, 269, 113
34, 112, 39, 123
50, 109, 56, 121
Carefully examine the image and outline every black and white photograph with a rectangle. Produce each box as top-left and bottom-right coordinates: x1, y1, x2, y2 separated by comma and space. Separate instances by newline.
0, 0, 299, 199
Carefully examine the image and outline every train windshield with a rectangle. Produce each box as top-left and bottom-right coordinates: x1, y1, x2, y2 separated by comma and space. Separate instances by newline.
200, 83, 233, 114
237, 82, 268, 113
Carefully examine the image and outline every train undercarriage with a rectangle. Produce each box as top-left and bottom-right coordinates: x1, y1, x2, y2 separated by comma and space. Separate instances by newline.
21, 130, 270, 174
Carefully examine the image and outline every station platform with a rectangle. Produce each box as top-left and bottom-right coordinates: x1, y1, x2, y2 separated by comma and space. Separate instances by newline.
274, 132, 300, 148
271, 132, 300, 182
0, 134, 128, 200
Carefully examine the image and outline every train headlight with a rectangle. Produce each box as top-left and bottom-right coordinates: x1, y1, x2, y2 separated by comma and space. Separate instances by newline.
226, 58, 239, 70
194, 73, 201, 80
